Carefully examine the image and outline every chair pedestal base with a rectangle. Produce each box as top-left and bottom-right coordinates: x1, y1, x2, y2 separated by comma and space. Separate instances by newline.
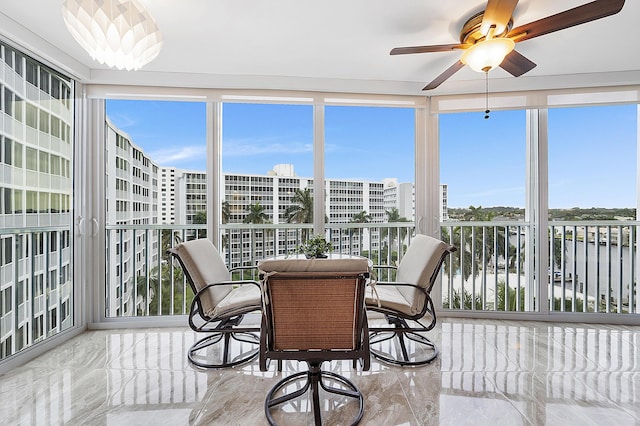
265, 362, 364, 426
369, 316, 438, 366
188, 330, 260, 369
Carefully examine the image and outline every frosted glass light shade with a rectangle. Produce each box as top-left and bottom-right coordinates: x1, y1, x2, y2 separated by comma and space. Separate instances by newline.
62, 0, 162, 71
461, 38, 515, 73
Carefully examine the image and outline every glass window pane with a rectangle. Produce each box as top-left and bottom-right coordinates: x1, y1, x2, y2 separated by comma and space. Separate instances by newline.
440, 110, 526, 214
105, 99, 206, 317
39, 151, 49, 173
25, 147, 37, 170
548, 105, 637, 314
325, 105, 415, 258
549, 105, 636, 211
440, 110, 530, 313
222, 103, 313, 263
3, 138, 12, 165
26, 103, 37, 128
0, 44, 74, 358
14, 142, 22, 168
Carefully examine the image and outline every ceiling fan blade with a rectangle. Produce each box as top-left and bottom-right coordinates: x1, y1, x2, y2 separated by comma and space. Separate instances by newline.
500, 50, 536, 77
506, 0, 625, 43
423, 60, 465, 90
391, 44, 470, 55
481, 0, 519, 35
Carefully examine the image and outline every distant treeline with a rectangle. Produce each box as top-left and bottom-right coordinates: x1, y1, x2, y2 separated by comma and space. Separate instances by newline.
448, 206, 636, 221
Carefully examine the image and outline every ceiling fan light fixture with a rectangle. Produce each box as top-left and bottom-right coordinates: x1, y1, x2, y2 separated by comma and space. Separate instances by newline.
461, 38, 515, 73
62, 0, 162, 71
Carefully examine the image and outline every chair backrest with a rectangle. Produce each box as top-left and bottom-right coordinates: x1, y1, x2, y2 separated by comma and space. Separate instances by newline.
259, 258, 369, 352
395, 234, 452, 315
170, 238, 232, 318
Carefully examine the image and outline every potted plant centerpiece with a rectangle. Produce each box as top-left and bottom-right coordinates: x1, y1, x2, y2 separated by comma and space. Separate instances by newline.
298, 235, 332, 259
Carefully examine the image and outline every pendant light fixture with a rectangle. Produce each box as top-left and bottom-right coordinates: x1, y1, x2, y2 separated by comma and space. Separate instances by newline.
62, 0, 163, 71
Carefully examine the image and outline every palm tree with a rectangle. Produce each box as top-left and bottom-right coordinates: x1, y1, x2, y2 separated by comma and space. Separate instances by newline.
285, 188, 314, 241
243, 202, 269, 224
193, 210, 207, 239
441, 227, 474, 281
221, 201, 230, 224
220, 201, 232, 256
285, 188, 314, 224
350, 211, 371, 223
350, 211, 371, 255
463, 205, 519, 275
381, 208, 409, 259
243, 202, 270, 262
138, 263, 187, 316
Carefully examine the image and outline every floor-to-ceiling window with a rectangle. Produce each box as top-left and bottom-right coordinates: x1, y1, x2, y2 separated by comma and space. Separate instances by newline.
89, 88, 640, 324
104, 100, 206, 317
221, 102, 313, 267
0, 40, 74, 359
325, 105, 415, 263
548, 104, 638, 314
439, 109, 531, 312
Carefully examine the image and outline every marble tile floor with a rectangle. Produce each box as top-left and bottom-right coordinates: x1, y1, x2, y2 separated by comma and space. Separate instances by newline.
0, 318, 639, 426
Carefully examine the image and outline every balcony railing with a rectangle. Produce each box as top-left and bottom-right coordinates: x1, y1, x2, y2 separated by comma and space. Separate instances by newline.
441, 221, 639, 315
103, 221, 640, 319
548, 221, 638, 314
0, 226, 73, 360
3, 219, 636, 362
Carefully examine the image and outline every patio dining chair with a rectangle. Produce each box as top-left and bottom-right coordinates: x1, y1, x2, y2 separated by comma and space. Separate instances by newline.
169, 238, 262, 369
258, 257, 370, 425
366, 234, 456, 366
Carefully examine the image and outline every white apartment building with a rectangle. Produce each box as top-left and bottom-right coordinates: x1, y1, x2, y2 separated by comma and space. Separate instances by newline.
175, 170, 207, 225
223, 165, 387, 266
0, 42, 73, 358
160, 164, 450, 267
159, 167, 177, 224
105, 121, 159, 317
383, 179, 449, 222
383, 179, 415, 221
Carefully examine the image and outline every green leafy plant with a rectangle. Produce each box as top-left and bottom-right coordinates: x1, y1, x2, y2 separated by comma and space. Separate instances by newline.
298, 235, 332, 258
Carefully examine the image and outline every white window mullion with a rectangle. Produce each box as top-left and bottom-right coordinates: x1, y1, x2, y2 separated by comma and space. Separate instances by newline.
415, 99, 439, 237
527, 108, 549, 314
313, 103, 325, 236
207, 102, 222, 247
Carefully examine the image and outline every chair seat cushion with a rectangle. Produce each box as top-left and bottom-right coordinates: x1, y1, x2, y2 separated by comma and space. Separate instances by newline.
365, 285, 415, 317
209, 284, 262, 319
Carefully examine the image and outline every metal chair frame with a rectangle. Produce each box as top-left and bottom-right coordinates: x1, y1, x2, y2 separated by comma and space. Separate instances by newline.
368, 243, 456, 366
259, 270, 370, 426
169, 248, 261, 369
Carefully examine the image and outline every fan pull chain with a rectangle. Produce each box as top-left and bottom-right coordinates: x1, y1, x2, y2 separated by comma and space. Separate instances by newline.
484, 71, 490, 119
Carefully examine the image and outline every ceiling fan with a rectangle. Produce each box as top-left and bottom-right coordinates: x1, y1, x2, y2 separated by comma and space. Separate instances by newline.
391, 0, 626, 90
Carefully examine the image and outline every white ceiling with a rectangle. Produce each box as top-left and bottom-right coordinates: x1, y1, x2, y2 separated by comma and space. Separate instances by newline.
1, 0, 639, 96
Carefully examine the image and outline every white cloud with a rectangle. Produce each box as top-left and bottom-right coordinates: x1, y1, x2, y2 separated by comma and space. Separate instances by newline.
109, 113, 136, 128
147, 145, 206, 165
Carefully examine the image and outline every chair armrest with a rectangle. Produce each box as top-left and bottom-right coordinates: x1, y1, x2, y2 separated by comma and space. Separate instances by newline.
229, 265, 260, 280
372, 265, 398, 271
374, 281, 424, 291
197, 279, 260, 292
229, 265, 259, 272
371, 265, 398, 282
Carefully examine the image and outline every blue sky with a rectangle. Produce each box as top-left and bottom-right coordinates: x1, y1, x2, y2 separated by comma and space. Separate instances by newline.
106, 100, 637, 209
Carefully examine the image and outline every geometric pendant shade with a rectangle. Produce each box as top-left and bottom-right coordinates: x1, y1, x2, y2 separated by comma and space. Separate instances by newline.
62, 0, 162, 71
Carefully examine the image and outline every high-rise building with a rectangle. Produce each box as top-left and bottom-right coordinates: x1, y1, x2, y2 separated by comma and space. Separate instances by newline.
159, 167, 177, 224
383, 179, 448, 222
105, 121, 159, 317
0, 42, 74, 357
176, 170, 207, 225
151, 163, 448, 268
